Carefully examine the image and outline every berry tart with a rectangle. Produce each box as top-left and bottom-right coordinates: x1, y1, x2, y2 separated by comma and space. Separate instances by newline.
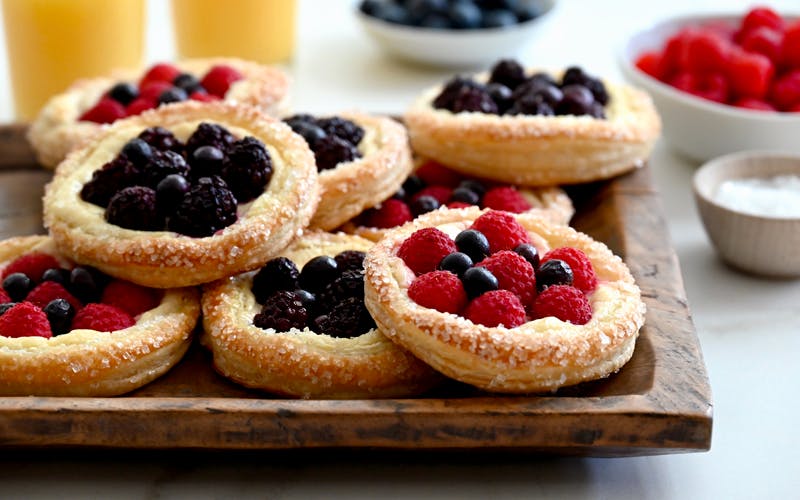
28, 58, 290, 169
201, 231, 439, 398
403, 59, 661, 186
0, 235, 199, 396
341, 158, 574, 241
282, 112, 414, 231
363, 207, 646, 393
44, 101, 319, 288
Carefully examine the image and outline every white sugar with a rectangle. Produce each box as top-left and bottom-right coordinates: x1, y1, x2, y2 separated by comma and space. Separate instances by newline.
714, 175, 800, 218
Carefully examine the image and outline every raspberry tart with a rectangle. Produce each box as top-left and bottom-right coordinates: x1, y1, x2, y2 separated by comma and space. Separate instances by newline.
0, 236, 200, 396
341, 158, 574, 241
282, 112, 414, 231
202, 231, 439, 398
28, 58, 290, 169
363, 207, 646, 393
404, 59, 661, 186
44, 101, 319, 288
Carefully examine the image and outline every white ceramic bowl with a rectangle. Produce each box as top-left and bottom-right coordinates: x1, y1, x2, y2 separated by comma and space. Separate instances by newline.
693, 151, 800, 277
356, 0, 556, 69
619, 13, 800, 163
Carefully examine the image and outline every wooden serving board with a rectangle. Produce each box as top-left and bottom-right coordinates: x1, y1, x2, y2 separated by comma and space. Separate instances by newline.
0, 124, 712, 455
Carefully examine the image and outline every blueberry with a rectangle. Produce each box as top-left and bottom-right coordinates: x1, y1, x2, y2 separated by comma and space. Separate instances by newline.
448, 0, 483, 29
438, 252, 473, 277
513, 243, 540, 270
489, 59, 526, 89
108, 82, 139, 105
420, 13, 452, 28
173, 73, 202, 93
406, 0, 448, 22
450, 186, 480, 205
3, 273, 32, 302
455, 229, 490, 262
486, 82, 513, 113
410, 195, 440, 216
515, 4, 542, 22
462, 266, 498, 298
69, 267, 100, 303
536, 259, 573, 292
299, 256, 339, 294
121, 138, 154, 168
556, 84, 595, 116
482, 9, 517, 28
373, 3, 411, 24
156, 174, 191, 216
43, 298, 75, 336
359, 0, 381, 16
293, 288, 317, 314
0, 302, 16, 315
506, 94, 555, 116
391, 187, 406, 200
252, 257, 300, 303
41, 268, 70, 286
289, 119, 327, 149
157, 87, 188, 106
458, 179, 486, 197
191, 145, 225, 178
402, 175, 426, 197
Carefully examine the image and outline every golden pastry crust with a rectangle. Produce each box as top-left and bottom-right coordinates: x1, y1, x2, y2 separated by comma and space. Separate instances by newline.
202, 231, 440, 399
403, 74, 661, 186
309, 112, 414, 231
0, 236, 200, 396
363, 207, 646, 393
44, 101, 319, 288
28, 57, 290, 169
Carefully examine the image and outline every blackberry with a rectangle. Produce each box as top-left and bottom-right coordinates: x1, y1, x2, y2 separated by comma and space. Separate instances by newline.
451, 86, 499, 114
334, 250, 366, 273
317, 117, 365, 146
314, 296, 375, 338
221, 136, 273, 202
488, 59, 526, 89
156, 174, 191, 216
432, 76, 477, 110
185, 122, 235, 157
252, 257, 300, 304
157, 87, 188, 106
317, 269, 365, 314
253, 290, 309, 331
410, 194, 440, 216
105, 186, 163, 231
121, 138, 154, 168
536, 259, 573, 292
108, 82, 139, 105
299, 255, 339, 294
80, 157, 142, 208
43, 298, 75, 336
3, 273, 32, 302
143, 150, 190, 187
167, 176, 238, 237
313, 135, 361, 171
138, 127, 184, 154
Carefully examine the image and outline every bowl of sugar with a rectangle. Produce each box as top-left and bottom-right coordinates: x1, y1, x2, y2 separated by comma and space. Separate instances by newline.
694, 151, 800, 277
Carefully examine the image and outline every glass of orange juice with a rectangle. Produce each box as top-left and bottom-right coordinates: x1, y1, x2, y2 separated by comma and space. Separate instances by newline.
1, 0, 146, 121
171, 0, 296, 65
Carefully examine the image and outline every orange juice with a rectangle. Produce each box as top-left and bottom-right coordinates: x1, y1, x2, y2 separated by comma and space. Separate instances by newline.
1, 0, 145, 121
172, 0, 296, 65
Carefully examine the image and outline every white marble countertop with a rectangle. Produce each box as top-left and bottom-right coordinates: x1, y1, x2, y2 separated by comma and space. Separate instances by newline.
1, 0, 799, 498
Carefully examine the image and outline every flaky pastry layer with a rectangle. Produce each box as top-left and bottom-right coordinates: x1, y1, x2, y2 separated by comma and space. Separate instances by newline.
28, 57, 290, 169
44, 101, 319, 288
0, 236, 200, 396
201, 231, 439, 399
364, 207, 646, 393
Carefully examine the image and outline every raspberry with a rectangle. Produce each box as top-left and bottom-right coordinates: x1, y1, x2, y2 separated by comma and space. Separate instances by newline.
314, 296, 375, 338
781, 21, 800, 69
317, 117, 365, 146
415, 161, 463, 188
685, 31, 731, 73
254, 290, 309, 331
481, 186, 532, 213
220, 136, 273, 203
635, 51, 663, 79
362, 199, 413, 229
464, 290, 526, 328
185, 123, 235, 156
125, 97, 157, 116
71, 303, 135, 332
669, 71, 729, 103
408, 271, 467, 314
140, 63, 181, 88
167, 176, 238, 237
469, 210, 530, 253
25, 281, 82, 311
733, 97, 776, 111
740, 26, 783, 63
2, 253, 60, 283
727, 49, 773, 99
138, 126, 184, 154
411, 185, 452, 205
78, 98, 126, 124
0, 302, 52, 338
189, 91, 220, 102
740, 7, 784, 36
541, 247, 597, 293
531, 285, 592, 325
770, 70, 800, 110
101, 280, 162, 317
200, 65, 244, 97
398, 227, 457, 276
0, 289, 9, 304
138, 81, 174, 101
478, 250, 536, 305
447, 201, 472, 209
106, 186, 163, 231
313, 135, 361, 171
658, 29, 694, 79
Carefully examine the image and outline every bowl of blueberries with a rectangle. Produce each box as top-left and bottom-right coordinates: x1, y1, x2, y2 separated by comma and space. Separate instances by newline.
356, 0, 557, 68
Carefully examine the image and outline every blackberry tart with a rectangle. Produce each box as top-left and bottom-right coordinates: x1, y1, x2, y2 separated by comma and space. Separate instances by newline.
283, 112, 414, 231
44, 101, 319, 288
201, 231, 439, 399
28, 58, 290, 169
0, 236, 199, 396
404, 59, 661, 186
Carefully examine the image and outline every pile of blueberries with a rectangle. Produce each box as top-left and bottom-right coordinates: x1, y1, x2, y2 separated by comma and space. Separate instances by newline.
359, 0, 544, 30
283, 114, 365, 172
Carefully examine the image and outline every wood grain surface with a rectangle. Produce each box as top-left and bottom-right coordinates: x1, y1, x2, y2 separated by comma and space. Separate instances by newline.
0, 125, 712, 455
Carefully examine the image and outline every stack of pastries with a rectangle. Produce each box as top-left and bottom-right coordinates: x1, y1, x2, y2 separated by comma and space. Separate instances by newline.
0, 57, 657, 398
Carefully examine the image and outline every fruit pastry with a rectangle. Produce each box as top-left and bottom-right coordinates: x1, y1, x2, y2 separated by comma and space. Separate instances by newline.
341, 158, 574, 241
28, 58, 290, 169
363, 207, 646, 393
282, 112, 414, 231
403, 58, 661, 186
44, 101, 319, 288
202, 231, 439, 398
0, 235, 200, 396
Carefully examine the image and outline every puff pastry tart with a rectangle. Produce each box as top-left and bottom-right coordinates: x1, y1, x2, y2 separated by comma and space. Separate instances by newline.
363, 207, 646, 393
403, 59, 661, 186
341, 158, 574, 242
28, 58, 290, 169
0, 235, 199, 396
281, 112, 414, 231
44, 101, 319, 288
202, 231, 439, 399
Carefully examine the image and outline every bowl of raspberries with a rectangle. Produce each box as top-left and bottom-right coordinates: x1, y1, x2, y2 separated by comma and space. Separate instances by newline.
356, 0, 556, 68
619, 6, 800, 162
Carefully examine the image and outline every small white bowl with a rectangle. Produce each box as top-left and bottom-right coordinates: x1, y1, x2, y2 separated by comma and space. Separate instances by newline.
693, 151, 800, 278
619, 13, 800, 163
356, 0, 556, 69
